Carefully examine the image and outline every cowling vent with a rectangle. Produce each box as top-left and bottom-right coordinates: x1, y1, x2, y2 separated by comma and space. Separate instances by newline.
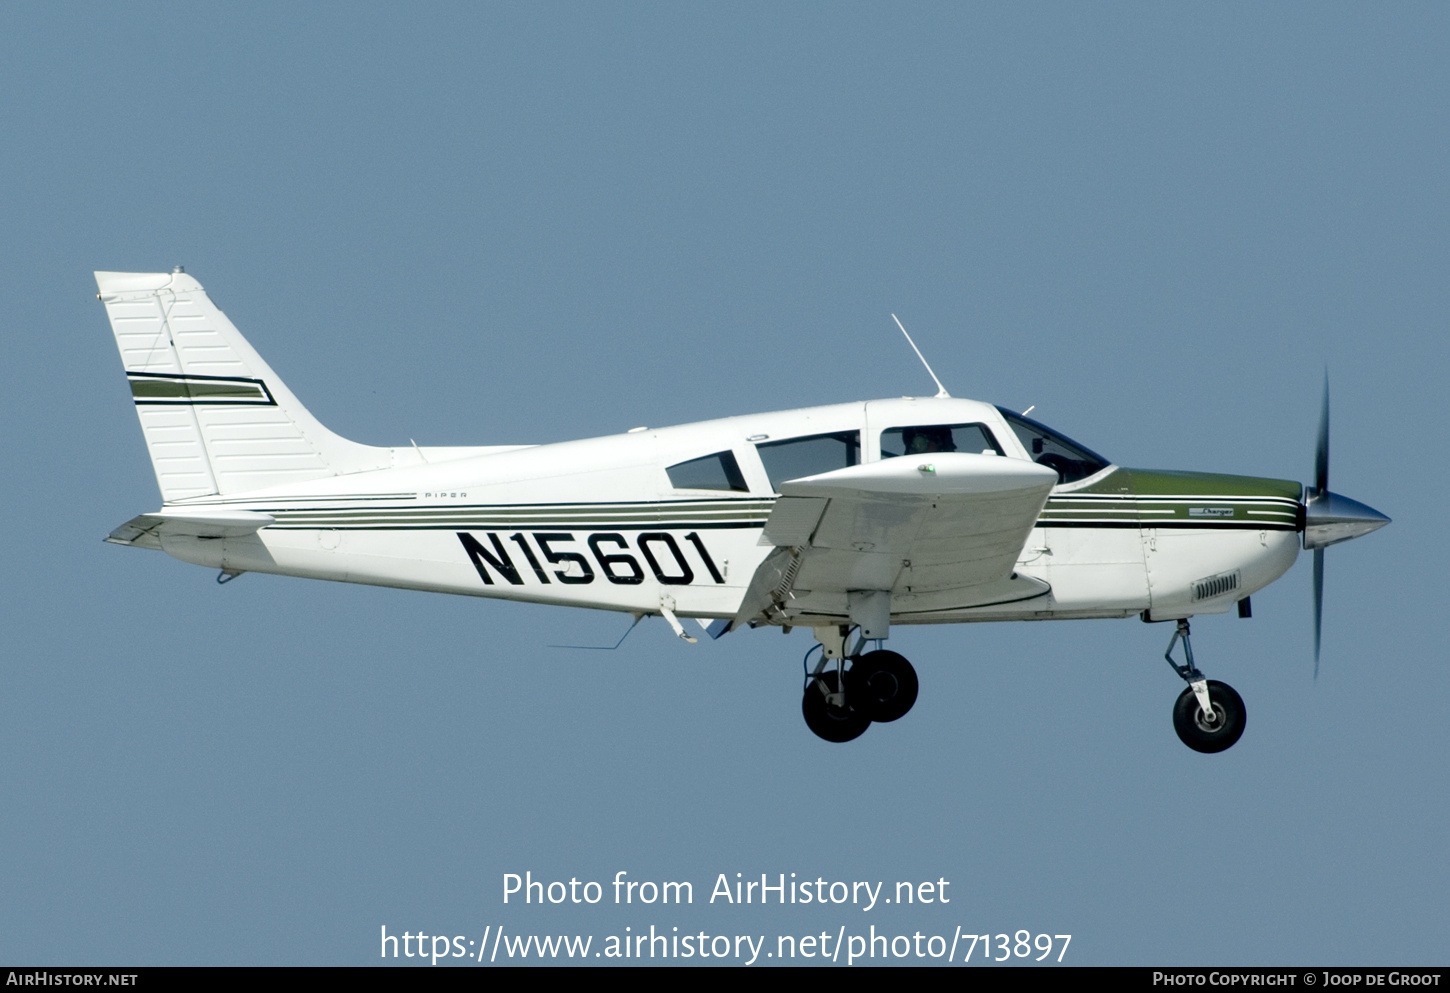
1191, 570, 1241, 603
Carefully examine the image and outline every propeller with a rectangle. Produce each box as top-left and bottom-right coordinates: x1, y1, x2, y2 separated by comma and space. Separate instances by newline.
1302, 374, 1391, 676
1313, 376, 1328, 674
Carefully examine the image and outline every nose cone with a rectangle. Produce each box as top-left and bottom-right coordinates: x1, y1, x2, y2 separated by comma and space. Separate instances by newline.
1303, 490, 1391, 549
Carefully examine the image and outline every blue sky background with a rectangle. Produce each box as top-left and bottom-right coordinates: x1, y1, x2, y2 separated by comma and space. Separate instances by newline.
1, 2, 1445, 965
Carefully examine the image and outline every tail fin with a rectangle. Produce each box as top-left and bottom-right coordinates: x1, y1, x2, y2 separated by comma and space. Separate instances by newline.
96, 270, 391, 502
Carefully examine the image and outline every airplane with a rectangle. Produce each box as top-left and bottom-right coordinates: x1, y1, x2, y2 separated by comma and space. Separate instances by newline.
95, 269, 1390, 752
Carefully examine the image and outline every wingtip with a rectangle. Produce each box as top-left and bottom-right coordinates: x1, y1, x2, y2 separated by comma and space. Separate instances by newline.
94, 270, 203, 295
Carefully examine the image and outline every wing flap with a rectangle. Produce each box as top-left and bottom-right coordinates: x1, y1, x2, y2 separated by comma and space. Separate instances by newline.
761, 496, 828, 546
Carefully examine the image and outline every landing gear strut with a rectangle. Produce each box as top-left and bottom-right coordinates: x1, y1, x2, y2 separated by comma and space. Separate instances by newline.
1163, 619, 1246, 753
801, 627, 919, 742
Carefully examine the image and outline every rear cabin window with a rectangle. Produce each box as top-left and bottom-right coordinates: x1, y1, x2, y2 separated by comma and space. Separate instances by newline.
880, 422, 1002, 458
755, 431, 860, 492
666, 450, 749, 492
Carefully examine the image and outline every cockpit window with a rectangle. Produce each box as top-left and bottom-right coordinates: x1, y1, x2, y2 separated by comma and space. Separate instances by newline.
667, 450, 749, 492
881, 422, 1002, 458
995, 407, 1110, 485
756, 430, 860, 492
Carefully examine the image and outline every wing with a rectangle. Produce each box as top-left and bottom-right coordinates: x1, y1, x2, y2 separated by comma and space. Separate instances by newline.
727, 453, 1057, 632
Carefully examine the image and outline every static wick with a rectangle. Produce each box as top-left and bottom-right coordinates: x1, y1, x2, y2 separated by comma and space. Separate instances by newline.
549, 613, 645, 651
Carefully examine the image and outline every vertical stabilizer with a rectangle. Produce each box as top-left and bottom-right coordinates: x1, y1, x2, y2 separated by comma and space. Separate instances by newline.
96, 270, 391, 502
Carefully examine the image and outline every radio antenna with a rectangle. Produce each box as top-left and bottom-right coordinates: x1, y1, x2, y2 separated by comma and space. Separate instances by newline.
891, 314, 950, 398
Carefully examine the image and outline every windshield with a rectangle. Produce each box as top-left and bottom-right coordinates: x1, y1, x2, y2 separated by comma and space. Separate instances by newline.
995, 408, 1110, 485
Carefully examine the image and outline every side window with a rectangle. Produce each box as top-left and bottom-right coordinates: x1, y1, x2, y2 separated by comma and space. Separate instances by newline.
880, 423, 1002, 458
755, 431, 860, 492
666, 450, 749, 492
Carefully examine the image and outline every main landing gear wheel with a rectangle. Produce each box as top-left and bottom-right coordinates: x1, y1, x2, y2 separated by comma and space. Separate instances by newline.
802, 671, 871, 743
846, 650, 919, 723
1172, 680, 1246, 753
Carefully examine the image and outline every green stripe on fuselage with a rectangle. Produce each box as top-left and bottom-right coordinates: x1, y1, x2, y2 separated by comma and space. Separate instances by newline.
252, 499, 777, 531
1038, 467, 1302, 529
1123, 468, 1301, 500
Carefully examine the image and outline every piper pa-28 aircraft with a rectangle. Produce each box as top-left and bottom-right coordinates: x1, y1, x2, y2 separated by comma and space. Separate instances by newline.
97, 269, 1389, 752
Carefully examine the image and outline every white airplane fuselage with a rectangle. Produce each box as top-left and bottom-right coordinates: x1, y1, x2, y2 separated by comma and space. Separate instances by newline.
142, 396, 1302, 627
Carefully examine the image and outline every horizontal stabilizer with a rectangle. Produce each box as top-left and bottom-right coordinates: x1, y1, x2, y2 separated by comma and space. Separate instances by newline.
106, 509, 275, 548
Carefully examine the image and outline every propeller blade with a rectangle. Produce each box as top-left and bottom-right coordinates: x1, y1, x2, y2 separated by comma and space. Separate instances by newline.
1312, 373, 1328, 677
1315, 374, 1329, 497
1312, 546, 1324, 679
1304, 372, 1390, 674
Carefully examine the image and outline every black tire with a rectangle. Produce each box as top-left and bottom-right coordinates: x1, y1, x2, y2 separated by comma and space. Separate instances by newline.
802, 670, 871, 743
846, 650, 919, 723
1172, 680, 1246, 753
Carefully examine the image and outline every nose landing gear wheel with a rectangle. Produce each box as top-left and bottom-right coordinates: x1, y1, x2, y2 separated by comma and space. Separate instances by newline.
802, 671, 871, 742
1172, 680, 1246, 753
846, 650, 919, 723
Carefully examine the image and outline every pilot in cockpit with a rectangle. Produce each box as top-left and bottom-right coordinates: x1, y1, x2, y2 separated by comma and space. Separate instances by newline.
901, 426, 957, 455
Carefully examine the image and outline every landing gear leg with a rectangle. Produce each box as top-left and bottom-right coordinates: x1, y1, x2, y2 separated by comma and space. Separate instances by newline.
1163, 619, 1246, 753
802, 626, 870, 742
